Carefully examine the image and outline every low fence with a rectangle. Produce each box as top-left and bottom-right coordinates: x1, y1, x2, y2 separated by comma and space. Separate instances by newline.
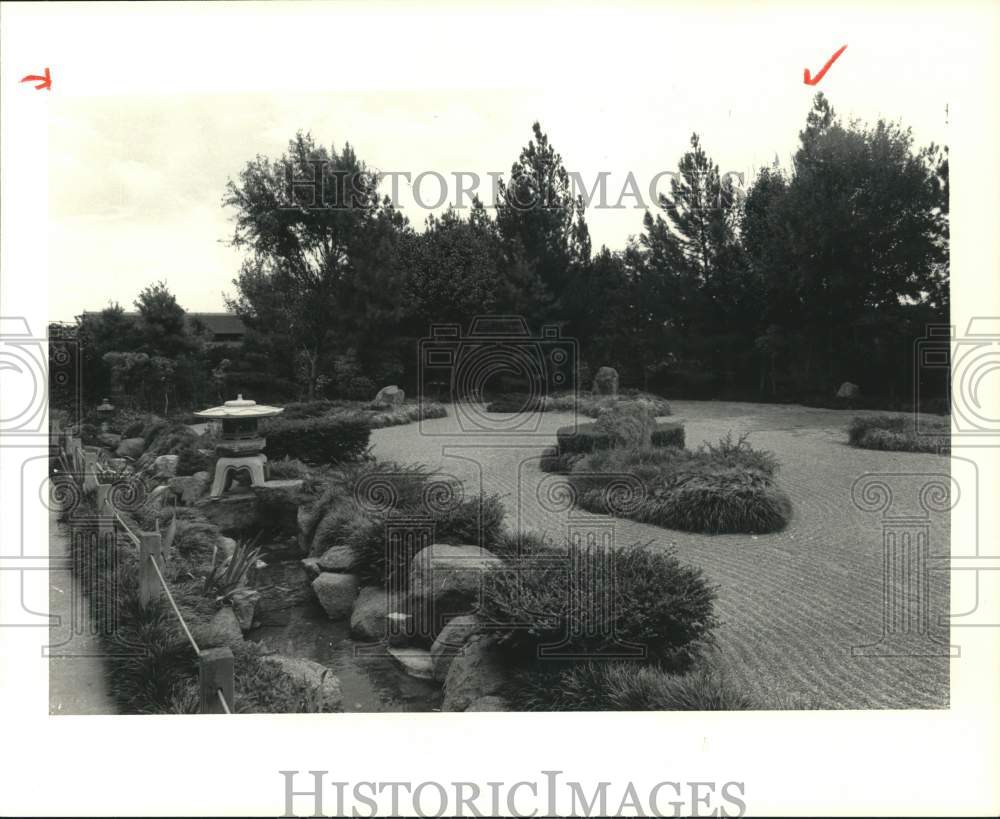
56, 426, 235, 714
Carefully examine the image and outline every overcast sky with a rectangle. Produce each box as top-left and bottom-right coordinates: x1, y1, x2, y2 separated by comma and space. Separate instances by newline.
46, 6, 956, 322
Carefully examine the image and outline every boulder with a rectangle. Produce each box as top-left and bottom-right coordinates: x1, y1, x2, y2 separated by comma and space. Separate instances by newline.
168, 471, 210, 505
250, 559, 314, 625
386, 612, 414, 647
116, 437, 145, 459
300, 556, 322, 579
441, 634, 507, 712
216, 536, 238, 561
195, 494, 260, 535
430, 614, 482, 682
312, 572, 359, 620
196, 607, 243, 649
386, 646, 434, 680
228, 587, 260, 631
466, 695, 509, 712
318, 543, 357, 572
310, 498, 365, 554
154, 454, 180, 478
409, 544, 502, 632
592, 366, 620, 397
349, 586, 391, 642
262, 656, 343, 712
373, 385, 405, 407
97, 432, 122, 450
837, 381, 861, 399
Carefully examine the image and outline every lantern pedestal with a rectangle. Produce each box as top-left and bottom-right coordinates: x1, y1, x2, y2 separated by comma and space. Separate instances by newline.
210, 454, 268, 497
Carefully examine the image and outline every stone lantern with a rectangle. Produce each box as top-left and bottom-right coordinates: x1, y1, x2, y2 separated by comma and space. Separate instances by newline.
194, 394, 283, 497
96, 397, 115, 432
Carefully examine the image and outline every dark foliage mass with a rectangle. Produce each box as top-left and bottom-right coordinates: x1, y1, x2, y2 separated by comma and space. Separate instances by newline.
477, 542, 718, 668
263, 415, 372, 465
51, 94, 948, 418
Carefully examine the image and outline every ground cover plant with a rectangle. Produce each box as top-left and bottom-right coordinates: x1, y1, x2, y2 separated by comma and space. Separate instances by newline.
301, 460, 506, 586
848, 414, 949, 454
504, 661, 758, 711
63, 503, 336, 713
568, 432, 791, 534
477, 541, 717, 668
277, 398, 447, 428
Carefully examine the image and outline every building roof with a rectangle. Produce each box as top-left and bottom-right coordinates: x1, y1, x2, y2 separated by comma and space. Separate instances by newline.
187, 312, 246, 336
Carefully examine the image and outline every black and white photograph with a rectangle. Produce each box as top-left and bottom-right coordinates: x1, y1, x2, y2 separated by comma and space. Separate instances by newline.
1, 1, 998, 817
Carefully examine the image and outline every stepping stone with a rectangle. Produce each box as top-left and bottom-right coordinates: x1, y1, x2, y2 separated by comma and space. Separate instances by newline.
386, 646, 434, 680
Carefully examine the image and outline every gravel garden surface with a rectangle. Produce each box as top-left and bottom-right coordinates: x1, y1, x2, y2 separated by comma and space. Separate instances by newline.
370, 400, 951, 709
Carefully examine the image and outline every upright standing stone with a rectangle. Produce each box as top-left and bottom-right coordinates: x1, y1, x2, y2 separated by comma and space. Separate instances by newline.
592, 366, 620, 397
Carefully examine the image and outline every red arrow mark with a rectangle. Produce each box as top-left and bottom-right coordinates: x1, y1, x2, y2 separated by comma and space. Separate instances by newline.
803, 45, 846, 86
20, 67, 51, 91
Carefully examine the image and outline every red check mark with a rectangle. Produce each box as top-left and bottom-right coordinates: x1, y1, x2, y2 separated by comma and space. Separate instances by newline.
803, 45, 846, 86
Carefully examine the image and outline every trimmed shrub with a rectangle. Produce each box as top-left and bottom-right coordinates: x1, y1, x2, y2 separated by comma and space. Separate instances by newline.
485, 394, 545, 414
506, 662, 757, 711
478, 543, 717, 667
848, 414, 949, 454
486, 392, 672, 418
650, 422, 685, 449
539, 447, 585, 474
571, 434, 791, 534
556, 420, 684, 455
264, 415, 371, 465
266, 457, 314, 481
273, 399, 446, 429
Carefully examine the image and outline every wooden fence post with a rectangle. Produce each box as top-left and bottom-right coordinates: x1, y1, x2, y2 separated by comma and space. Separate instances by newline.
199, 647, 235, 714
138, 532, 164, 609
95, 484, 112, 537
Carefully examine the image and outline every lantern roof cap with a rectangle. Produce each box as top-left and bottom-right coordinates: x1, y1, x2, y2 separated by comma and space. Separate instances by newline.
194, 394, 284, 419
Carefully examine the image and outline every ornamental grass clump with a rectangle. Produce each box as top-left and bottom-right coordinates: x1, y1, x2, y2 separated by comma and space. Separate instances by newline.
477, 542, 717, 668
505, 661, 758, 711
847, 414, 949, 454
301, 460, 506, 586
571, 432, 792, 534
